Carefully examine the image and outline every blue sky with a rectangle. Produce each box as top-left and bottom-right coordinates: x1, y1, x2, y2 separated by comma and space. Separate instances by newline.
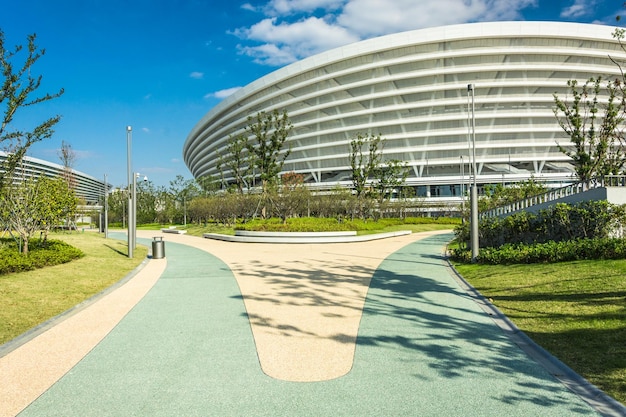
1, 0, 623, 187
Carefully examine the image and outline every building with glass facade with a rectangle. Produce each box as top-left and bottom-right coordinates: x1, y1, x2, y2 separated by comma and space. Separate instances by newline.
183, 21, 626, 199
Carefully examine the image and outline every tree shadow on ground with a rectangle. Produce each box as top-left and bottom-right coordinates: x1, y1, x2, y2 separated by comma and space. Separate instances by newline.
227, 234, 598, 414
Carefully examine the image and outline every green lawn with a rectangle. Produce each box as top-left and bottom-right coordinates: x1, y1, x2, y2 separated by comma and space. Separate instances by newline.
0, 231, 148, 345
454, 259, 626, 405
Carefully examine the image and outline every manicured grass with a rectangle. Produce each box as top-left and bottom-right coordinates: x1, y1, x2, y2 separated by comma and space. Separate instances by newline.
0, 231, 148, 345
178, 219, 456, 237
454, 259, 626, 405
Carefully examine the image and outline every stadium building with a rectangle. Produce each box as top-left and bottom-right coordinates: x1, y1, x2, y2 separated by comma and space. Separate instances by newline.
183, 21, 626, 202
0, 151, 107, 205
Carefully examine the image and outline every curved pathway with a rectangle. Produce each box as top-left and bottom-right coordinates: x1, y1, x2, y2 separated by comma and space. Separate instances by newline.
1, 231, 609, 416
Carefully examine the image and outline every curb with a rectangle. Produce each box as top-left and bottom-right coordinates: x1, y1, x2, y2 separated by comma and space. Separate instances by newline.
0, 255, 150, 359
444, 256, 626, 417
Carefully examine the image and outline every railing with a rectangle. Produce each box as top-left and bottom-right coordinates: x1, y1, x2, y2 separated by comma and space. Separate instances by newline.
480, 175, 626, 219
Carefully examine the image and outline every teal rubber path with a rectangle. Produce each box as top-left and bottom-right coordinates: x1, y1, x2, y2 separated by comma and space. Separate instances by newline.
20, 234, 600, 416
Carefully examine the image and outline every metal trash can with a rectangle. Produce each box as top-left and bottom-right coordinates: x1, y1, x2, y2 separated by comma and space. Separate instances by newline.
152, 236, 165, 259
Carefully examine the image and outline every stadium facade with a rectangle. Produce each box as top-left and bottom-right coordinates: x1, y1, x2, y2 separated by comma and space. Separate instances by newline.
0, 151, 107, 205
183, 21, 626, 200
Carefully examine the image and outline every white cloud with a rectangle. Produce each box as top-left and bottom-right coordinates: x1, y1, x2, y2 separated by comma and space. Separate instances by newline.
205, 87, 243, 100
233, 0, 537, 66
560, 0, 594, 19
241, 3, 257, 12
142, 127, 150, 133
189, 71, 204, 79
235, 16, 359, 63
266, 0, 345, 15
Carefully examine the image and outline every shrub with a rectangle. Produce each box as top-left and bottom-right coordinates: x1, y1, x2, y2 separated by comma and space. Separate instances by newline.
0, 238, 84, 275
451, 238, 626, 265
454, 200, 626, 250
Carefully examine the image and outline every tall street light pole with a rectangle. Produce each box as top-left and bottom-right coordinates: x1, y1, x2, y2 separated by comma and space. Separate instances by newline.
126, 125, 134, 259
467, 84, 479, 261
104, 173, 108, 239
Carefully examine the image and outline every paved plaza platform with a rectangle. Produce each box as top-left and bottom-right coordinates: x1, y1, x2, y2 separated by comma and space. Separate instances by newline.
1, 230, 623, 416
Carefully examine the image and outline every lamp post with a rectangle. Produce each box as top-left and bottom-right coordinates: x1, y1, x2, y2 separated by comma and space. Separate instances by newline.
131, 172, 147, 250
460, 155, 465, 214
126, 125, 134, 259
104, 174, 108, 239
132, 172, 137, 250
467, 84, 479, 261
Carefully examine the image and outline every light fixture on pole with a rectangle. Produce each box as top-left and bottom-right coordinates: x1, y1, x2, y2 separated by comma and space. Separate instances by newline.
467, 84, 479, 261
126, 125, 133, 259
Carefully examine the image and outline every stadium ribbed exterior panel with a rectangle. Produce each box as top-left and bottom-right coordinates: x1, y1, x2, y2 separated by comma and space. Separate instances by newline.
0, 152, 106, 205
184, 21, 626, 198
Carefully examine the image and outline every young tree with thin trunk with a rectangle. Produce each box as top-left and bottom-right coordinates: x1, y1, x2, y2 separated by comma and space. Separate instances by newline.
553, 77, 626, 186
245, 110, 293, 218
0, 30, 64, 183
245, 110, 293, 191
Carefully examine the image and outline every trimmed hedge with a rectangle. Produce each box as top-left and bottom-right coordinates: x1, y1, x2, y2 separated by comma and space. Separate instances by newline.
236, 216, 460, 232
452, 238, 626, 264
0, 238, 84, 275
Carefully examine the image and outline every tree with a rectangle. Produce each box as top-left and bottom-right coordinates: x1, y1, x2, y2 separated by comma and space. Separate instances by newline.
218, 133, 255, 194
38, 176, 79, 239
374, 159, 409, 205
553, 77, 626, 186
196, 174, 220, 196
57, 140, 76, 189
245, 110, 293, 191
135, 180, 158, 224
0, 30, 64, 181
478, 177, 548, 212
168, 175, 200, 225
271, 172, 311, 222
350, 133, 382, 199
0, 174, 77, 254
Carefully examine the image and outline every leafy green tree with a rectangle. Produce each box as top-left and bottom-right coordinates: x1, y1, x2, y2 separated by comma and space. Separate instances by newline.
270, 172, 311, 222
167, 175, 200, 224
245, 110, 293, 191
553, 77, 626, 185
135, 180, 158, 224
218, 134, 255, 194
349, 133, 409, 219
0, 30, 64, 182
479, 177, 548, 212
374, 159, 409, 207
350, 133, 382, 199
38, 176, 79, 239
0, 174, 77, 254
196, 174, 220, 196
105, 188, 128, 226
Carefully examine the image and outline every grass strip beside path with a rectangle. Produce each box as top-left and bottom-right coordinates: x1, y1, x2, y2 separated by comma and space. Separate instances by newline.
0, 231, 148, 345
454, 260, 626, 405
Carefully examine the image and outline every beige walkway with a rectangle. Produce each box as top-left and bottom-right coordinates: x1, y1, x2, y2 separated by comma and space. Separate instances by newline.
149, 230, 449, 382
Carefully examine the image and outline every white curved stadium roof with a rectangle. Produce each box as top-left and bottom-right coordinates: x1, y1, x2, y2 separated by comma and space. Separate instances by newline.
184, 21, 626, 196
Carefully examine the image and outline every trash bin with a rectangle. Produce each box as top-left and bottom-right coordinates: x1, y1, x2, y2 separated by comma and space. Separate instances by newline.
152, 236, 165, 259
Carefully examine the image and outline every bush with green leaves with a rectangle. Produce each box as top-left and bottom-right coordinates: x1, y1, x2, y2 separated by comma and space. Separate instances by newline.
452, 200, 626, 264
0, 238, 83, 275
455, 200, 626, 250
452, 238, 626, 264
